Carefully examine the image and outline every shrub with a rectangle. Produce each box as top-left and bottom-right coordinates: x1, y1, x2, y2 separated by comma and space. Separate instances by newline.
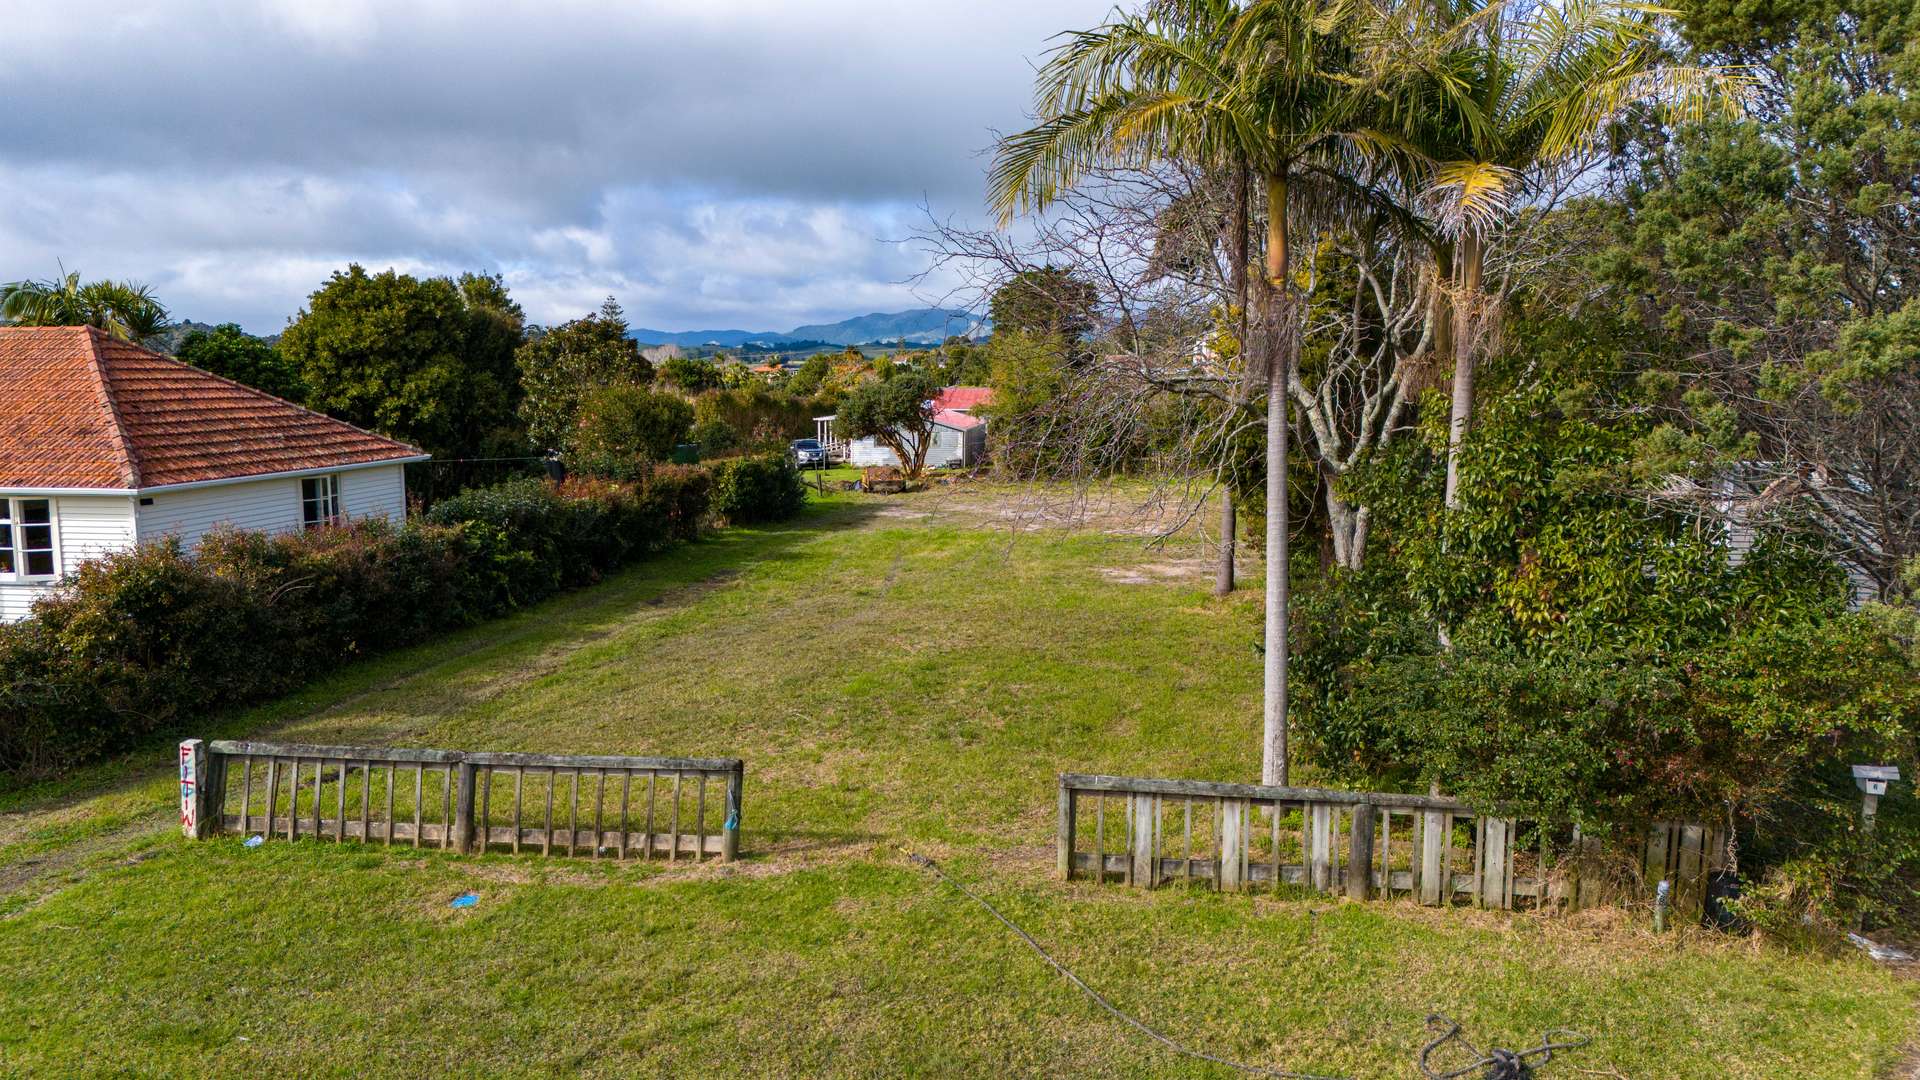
0, 473, 714, 780
709, 453, 807, 525
689, 417, 739, 455
570, 385, 694, 479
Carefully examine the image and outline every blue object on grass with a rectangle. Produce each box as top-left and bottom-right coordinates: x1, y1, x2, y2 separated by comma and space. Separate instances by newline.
449, 892, 479, 909
244, 835, 265, 848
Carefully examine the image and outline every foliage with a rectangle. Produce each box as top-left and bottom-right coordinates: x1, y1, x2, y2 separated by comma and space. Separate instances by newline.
1583, 0, 1920, 598
0, 475, 711, 778
691, 385, 822, 451
174, 323, 305, 401
515, 297, 653, 451
657, 355, 723, 393
689, 417, 740, 455
988, 267, 1097, 360
937, 337, 992, 385
786, 354, 832, 397
708, 453, 808, 525
836, 369, 942, 480
569, 385, 694, 479
0, 268, 168, 342
1294, 382, 1920, 928
277, 265, 526, 460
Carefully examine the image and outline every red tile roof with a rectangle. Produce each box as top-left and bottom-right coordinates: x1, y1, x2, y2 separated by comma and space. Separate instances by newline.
932, 409, 983, 431
0, 326, 424, 490
932, 386, 993, 412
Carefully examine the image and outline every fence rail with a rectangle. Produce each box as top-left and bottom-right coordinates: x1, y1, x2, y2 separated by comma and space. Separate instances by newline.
1057, 773, 1721, 913
181, 739, 743, 862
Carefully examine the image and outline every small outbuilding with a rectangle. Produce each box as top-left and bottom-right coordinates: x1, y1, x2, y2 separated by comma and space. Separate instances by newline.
825, 385, 993, 470
0, 326, 427, 622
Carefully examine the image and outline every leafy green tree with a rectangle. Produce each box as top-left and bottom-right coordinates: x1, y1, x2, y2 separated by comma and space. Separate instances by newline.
787, 354, 832, 397
175, 323, 304, 401
278, 265, 526, 459
988, 267, 1097, 358
570, 385, 694, 478
0, 268, 168, 342
516, 297, 653, 451
837, 370, 942, 481
657, 355, 723, 393
1583, 0, 1920, 599
937, 338, 992, 386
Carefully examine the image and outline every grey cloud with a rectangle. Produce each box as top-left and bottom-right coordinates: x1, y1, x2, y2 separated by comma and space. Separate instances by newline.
0, 1, 1111, 332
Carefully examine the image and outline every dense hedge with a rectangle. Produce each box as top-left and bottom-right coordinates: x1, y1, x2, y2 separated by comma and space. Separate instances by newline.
0, 471, 712, 779
708, 453, 807, 525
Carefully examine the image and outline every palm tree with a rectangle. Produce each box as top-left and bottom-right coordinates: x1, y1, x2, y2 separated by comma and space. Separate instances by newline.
1409, 0, 1741, 508
0, 268, 169, 342
991, 0, 1418, 784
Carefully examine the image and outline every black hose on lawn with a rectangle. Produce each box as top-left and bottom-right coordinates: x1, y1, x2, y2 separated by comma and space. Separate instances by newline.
907, 852, 1597, 1080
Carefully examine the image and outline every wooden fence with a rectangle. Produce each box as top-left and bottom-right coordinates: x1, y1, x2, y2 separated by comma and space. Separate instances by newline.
1058, 773, 1723, 913
180, 739, 743, 862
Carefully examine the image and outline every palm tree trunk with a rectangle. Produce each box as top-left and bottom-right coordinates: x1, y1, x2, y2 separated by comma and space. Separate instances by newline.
1217, 162, 1251, 597
1261, 172, 1292, 787
1442, 232, 1484, 510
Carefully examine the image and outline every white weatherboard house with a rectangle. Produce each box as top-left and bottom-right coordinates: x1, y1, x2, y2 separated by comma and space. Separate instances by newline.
820, 386, 992, 469
0, 326, 427, 622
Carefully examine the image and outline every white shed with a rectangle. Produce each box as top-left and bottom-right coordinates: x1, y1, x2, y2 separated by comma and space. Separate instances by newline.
0, 326, 427, 622
835, 385, 992, 470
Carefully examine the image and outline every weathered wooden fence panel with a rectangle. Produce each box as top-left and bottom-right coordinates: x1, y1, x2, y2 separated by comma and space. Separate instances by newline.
1057, 773, 1719, 914
183, 739, 744, 862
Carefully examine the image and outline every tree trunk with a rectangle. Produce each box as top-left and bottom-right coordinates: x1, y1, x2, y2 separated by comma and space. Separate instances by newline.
1326, 488, 1370, 571
1216, 495, 1236, 596
1218, 162, 1252, 598
1442, 232, 1484, 510
1261, 172, 1292, 787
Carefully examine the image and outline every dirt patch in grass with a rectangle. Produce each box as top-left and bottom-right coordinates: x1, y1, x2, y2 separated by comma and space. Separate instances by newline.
1097, 557, 1216, 586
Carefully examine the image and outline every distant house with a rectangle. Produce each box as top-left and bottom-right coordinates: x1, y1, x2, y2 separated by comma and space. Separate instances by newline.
0, 326, 427, 622
818, 385, 993, 470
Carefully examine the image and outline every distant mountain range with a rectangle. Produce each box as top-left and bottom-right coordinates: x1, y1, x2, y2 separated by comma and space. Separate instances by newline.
629, 307, 988, 349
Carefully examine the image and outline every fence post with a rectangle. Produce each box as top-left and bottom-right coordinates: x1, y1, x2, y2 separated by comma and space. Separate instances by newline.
722, 761, 744, 862
1056, 776, 1076, 880
179, 739, 210, 839
1347, 800, 1375, 901
453, 759, 477, 853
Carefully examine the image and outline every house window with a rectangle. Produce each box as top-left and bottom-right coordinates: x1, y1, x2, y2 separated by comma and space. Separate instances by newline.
301, 475, 341, 529
0, 498, 57, 577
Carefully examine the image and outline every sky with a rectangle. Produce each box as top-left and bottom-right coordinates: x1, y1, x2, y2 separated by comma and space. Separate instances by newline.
0, 0, 1114, 335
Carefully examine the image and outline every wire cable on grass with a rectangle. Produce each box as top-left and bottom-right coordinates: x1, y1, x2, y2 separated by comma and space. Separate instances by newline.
1417, 1014, 1591, 1080
906, 852, 1348, 1080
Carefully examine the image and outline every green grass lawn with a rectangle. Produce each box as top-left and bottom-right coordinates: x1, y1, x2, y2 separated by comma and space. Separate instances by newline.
0, 481, 1912, 1078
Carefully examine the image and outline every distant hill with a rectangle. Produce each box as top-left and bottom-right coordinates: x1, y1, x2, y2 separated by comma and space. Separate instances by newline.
146, 320, 280, 354
630, 307, 987, 349
144, 320, 226, 354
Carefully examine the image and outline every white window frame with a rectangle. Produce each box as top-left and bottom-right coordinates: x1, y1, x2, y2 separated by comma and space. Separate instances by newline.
301, 474, 342, 530
0, 497, 60, 581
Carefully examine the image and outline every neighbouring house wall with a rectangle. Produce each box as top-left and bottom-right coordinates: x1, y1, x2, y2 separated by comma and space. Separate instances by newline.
136, 476, 305, 548
848, 426, 970, 469
0, 495, 137, 623
0, 466, 411, 625
339, 464, 408, 521
136, 464, 409, 550
56, 496, 138, 575
962, 424, 986, 466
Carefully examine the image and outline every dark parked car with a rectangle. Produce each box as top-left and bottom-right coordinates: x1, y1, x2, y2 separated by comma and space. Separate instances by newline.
790, 438, 828, 469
